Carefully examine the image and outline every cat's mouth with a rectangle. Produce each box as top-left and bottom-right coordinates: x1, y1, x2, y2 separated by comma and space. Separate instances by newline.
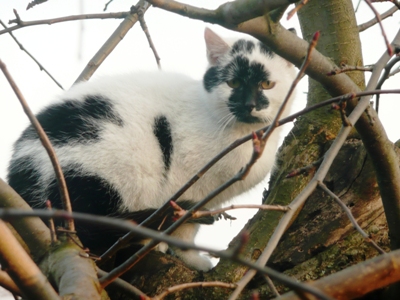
229, 106, 263, 124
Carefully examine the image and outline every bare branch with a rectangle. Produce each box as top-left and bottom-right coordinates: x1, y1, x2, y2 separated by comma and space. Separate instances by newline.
364, 0, 393, 55
0, 20, 64, 90
286, 157, 323, 178
192, 203, 290, 220
0, 208, 333, 300
287, 0, 308, 20
0, 59, 74, 232
358, 5, 398, 32
0, 270, 21, 296
0, 178, 51, 261
97, 268, 148, 299
133, 4, 161, 69
277, 249, 400, 300
74, 0, 151, 83
327, 64, 373, 75
26, 0, 48, 10
0, 220, 60, 299
152, 281, 236, 300
40, 240, 104, 299
103, 0, 115, 11
0, 10, 131, 35
375, 56, 400, 112
45, 200, 57, 244
147, 0, 295, 25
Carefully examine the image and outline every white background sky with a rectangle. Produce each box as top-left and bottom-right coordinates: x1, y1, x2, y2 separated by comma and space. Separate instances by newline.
0, 1, 399, 297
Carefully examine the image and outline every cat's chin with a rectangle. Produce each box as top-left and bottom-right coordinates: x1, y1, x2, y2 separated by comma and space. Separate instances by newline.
236, 115, 264, 124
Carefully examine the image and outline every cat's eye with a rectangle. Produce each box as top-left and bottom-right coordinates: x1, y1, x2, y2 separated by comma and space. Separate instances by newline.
261, 80, 276, 90
227, 79, 241, 89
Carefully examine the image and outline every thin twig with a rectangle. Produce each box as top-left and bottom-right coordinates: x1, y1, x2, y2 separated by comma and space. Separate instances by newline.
0, 59, 75, 232
318, 181, 386, 254
264, 275, 280, 297
152, 281, 236, 300
97, 268, 149, 299
103, 0, 115, 11
262, 31, 319, 142
286, 157, 324, 178
0, 10, 131, 35
0, 208, 333, 300
327, 64, 373, 75
0, 20, 64, 90
375, 56, 400, 112
358, 5, 398, 32
364, 0, 393, 55
26, 0, 48, 10
45, 200, 57, 244
74, 1, 150, 83
192, 204, 290, 220
287, 0, 309, 20
133, 5, 162, 69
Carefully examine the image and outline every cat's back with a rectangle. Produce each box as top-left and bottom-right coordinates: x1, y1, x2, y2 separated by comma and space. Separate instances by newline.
7, 71, 200, 208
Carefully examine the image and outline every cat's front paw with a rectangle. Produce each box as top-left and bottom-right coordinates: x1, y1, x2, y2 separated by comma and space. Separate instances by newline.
175, 249, 213, 272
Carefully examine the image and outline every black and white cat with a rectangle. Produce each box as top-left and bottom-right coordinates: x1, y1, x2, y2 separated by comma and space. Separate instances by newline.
7, 28, 296, 271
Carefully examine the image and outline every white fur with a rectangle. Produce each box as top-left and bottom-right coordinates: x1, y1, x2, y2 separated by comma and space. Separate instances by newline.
11, 29, 297, 270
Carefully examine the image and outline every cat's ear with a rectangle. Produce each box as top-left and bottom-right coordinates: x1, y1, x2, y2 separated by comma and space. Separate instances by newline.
204, 28, 230, 65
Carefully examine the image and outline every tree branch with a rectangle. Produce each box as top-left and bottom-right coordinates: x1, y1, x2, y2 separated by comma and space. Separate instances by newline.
0, 178, 51, 262
358, 5, 398, 32
147, 0, 296, 25
0, 20, 64, 89
40, 241, 105, 300
0, 220, 60, 300
74, 0, 150, 83
0, 208, 333, 300
0, 59, 74, 232
0, 270, 21, 296
277, 249, 400, 300
0, 10, 131, 35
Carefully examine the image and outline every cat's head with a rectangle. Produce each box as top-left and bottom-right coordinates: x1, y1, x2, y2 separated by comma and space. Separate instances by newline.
203, 28, 296, 127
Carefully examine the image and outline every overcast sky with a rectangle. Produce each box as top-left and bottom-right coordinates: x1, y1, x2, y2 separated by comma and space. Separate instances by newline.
0, 0, 399, 274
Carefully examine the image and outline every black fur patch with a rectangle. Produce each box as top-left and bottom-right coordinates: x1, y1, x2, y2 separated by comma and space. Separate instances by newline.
20, 95, 123, 145
7, 156, 41, 203
231, 39, 255, 54
153, 116, 173, 171
258, 41, 274, 57
203, 66, 223, 92
45, 168, 124, 252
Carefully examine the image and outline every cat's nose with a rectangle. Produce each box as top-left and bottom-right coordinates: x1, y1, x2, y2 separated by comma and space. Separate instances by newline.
244, 98, 256, 112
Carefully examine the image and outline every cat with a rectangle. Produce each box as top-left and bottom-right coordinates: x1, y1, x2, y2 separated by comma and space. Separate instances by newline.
7, 28, 296, 271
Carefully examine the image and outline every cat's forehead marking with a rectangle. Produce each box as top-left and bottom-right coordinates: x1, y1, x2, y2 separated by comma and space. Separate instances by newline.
229, 39, 274, 59
230, 39, 256, 55
225, 56, 269, 83
257, 41, 274, 58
